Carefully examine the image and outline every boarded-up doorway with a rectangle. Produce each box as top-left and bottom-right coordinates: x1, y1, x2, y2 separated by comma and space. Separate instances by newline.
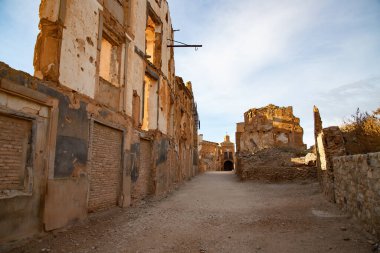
132, 139, 152, 201
88, 122, 123, 212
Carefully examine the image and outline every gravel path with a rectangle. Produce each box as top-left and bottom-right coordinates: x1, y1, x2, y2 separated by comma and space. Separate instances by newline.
6, 172, 374, 253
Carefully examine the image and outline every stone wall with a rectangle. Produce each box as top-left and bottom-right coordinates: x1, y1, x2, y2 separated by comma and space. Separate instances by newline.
333, 153, 380, 237
239, 166, 317, 182
314, 106, 380, 238
236, 147, 317, 182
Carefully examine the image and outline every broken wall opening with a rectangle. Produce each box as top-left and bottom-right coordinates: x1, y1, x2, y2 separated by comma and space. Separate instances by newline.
224, 161, 234, 171
142, 75, 158, 131
145, 9, 162, 68
99, 35, 121, 87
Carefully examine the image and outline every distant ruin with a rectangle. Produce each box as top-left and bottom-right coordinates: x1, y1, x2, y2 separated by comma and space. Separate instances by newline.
198, 134, 235, 172
235, 105, 315, 181
236, 104, 306, 154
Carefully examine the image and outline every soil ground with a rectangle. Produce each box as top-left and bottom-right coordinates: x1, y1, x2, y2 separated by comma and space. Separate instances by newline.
4, 172, 376, 253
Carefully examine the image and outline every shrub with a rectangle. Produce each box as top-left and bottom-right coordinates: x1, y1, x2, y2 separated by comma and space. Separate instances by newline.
340, 108, 380, 154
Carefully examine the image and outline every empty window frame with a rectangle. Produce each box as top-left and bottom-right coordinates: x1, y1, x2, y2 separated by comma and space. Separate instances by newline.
145, 10, 162, 67
99, 35, 122, 87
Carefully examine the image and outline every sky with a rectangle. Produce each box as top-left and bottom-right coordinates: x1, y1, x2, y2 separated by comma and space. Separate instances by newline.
0, 0, 379, 147
168, 0, 380, 146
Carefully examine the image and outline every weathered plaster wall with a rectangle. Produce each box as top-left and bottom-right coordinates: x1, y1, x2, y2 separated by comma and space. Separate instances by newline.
59, 0, 102, 98
43, 177, 88, 231
0, 63, 132, 240
0, 0, 199, 246
0, 74, 57, 245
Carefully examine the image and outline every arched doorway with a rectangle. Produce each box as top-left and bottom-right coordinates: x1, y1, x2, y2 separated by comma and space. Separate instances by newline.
223, 160, 234, 171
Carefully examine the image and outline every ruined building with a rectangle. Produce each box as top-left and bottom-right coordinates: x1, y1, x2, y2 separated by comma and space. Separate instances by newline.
0, 0, 199, 245
220, 134, 235, 171
198, 134, 235, 172
235, 105, 316, 181
236, 104, 306, 153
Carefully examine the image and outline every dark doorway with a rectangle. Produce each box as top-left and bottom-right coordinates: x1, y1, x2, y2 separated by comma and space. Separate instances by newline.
223, 160, 234, 171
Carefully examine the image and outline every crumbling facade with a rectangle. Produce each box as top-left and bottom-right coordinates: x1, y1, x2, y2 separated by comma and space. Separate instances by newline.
236, 104, 306, 153
198, 134, 235, 172
314, 106, 380, 238
235, 105, 315, 181
0, 0, 199, 245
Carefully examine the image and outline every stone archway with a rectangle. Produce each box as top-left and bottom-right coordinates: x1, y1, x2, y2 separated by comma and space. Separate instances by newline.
223, 160, 234, 171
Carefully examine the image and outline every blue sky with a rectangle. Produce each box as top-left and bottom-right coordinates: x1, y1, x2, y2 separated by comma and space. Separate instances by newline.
169, 0, 380, 146
0, 0, 379, 146
0, 1, 39, 72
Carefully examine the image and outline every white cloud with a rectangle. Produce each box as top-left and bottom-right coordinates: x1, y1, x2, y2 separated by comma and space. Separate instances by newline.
170, 0, 380, 146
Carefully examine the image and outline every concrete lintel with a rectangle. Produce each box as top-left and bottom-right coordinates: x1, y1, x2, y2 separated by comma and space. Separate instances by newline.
0, 78, 54, 107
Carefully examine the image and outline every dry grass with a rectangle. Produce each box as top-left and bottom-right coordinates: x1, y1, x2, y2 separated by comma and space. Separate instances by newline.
340, 108, 380, 155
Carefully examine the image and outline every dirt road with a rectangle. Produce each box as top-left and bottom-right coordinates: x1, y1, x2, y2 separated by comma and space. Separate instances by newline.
6, 172, 374, 253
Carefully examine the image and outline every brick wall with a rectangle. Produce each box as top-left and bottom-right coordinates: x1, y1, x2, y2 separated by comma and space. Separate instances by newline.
333, 152, 380, 237
0, 114, 32, 191
132, 139, 153, 201
88, 123, 123, 212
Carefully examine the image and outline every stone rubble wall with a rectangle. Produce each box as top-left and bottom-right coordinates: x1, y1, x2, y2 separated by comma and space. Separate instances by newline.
236, 148, 317, 182
239, 165, 317, 182
333, 152, 380, 237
